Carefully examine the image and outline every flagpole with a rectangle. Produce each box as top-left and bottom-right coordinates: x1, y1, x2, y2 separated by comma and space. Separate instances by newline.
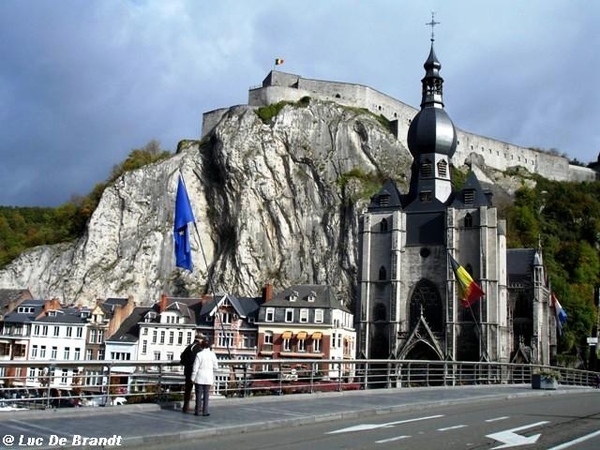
177, 170, 233, 360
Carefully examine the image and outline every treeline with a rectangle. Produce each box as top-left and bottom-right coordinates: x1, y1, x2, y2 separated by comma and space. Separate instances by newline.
0, 140, 170, 266
506, 177, 600, 358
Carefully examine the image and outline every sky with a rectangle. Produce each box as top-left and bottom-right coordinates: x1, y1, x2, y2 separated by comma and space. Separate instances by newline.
1, 0, 599, 207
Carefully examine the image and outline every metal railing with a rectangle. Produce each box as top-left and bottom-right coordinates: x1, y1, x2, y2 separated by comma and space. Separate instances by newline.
0, 359, 597, 410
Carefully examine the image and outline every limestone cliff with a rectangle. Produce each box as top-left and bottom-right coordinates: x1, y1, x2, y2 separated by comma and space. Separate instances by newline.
0, 100, 412, 305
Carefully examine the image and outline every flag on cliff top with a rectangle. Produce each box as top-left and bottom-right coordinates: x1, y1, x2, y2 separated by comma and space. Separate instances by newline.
275, 58, 284, 65
449, 254, 485, 308
174, 175, 195, 271
551, 292, 568, 335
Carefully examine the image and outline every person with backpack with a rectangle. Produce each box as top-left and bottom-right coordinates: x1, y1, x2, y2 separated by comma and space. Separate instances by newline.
180, 332, 205, 413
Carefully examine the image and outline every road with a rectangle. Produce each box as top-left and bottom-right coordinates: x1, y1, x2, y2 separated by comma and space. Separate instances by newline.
136, 393, 600, 450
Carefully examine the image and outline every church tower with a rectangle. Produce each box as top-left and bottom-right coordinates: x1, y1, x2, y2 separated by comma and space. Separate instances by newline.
357, 24, 513, 364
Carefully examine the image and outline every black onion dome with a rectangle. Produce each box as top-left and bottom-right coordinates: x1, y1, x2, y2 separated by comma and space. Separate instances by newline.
408, 107, 457, 158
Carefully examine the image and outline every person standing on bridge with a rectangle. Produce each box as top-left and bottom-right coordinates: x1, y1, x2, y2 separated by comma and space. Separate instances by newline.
180, 332, 205, 413
191, 339, 219, 416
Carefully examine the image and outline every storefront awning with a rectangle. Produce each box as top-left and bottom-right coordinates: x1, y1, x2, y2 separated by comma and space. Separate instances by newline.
296, 331, 307, 340
281, 331, 292, 339
311, 332, 322, 340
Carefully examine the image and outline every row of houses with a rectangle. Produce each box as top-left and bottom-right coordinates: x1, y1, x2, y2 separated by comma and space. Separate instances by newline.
0, 285, 356, 393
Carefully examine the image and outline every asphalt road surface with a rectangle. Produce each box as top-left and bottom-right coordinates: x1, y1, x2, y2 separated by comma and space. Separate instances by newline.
136, 392, 600, 450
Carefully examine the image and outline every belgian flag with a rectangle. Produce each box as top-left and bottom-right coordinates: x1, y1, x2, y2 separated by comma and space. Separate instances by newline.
449, 254, 485, 308
275, 58, 284, 66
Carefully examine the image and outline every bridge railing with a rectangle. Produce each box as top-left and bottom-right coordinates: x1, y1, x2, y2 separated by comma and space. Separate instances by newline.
0, 359, 596, 410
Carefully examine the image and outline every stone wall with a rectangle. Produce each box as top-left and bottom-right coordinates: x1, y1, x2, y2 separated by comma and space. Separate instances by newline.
202, 70, 596, 183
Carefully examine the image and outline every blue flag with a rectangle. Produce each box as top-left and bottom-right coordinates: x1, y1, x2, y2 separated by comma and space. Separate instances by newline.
174, 175, 195, 271
552, 293, 567, 335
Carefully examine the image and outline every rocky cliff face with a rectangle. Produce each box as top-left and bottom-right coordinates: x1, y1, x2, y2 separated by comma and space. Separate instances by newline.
0, 100, 413, 305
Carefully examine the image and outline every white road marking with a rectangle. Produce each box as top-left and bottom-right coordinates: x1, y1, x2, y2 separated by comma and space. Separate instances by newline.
487, 421, 549, 449
547, 429, 600, 450
375, 435, 411, 444
486, 416, 510, 422
438, 424, 468, 431
327, 414, 444, 434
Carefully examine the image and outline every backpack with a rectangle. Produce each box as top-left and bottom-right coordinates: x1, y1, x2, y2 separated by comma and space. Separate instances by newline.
180, 341, 200, 367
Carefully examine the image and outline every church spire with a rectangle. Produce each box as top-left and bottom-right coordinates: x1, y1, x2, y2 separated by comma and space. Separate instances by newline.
406, 14, 457, 205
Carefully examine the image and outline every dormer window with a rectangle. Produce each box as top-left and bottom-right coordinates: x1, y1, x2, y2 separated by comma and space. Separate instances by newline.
47, 311, 57, 317
307, 291, 316, 302
17, 306, 34, 314
288, 291, 298, 302
421, 158, 433, 177
144, 311, 157, 323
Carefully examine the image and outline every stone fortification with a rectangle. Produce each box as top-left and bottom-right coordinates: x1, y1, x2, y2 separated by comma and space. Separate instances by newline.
203, 70, 595, 183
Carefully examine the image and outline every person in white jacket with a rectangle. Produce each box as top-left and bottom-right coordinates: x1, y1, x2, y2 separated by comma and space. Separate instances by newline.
191, 340, 219, 416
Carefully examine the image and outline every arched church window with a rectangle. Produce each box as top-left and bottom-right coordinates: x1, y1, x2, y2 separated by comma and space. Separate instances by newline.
464, 213, 473, 228
378, 266, 387, 281
373, 303, 387, 321
437, 159, 447, 177
380, 218, 388, 232
409, 279, 443, 332
421, 158, 433, 177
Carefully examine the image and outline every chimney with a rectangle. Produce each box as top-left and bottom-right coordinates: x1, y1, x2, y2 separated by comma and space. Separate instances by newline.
160, 293, 168, 312
263, 283, 273, 302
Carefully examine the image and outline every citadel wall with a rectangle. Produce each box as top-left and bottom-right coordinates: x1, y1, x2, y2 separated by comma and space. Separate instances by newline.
202, 71, 596, 183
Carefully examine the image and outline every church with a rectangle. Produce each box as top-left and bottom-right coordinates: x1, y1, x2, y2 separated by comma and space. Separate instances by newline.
356, 33, 557, 365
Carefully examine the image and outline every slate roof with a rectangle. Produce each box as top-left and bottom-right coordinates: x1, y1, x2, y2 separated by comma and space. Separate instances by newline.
196, 294, 264, 327
105, 306, 152, 343
0, 289, 33, 315
267, 284, 350, 312
449, 172, 491, 208
3, 299, 46, 324
507, 248, 538, 286
35, 306, 90, 325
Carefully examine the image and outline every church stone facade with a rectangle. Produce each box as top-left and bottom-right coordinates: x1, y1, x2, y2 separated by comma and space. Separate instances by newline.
356, 40, 556, 365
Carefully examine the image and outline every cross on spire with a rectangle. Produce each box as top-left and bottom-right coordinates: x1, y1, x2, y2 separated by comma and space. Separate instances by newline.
426, 12, 440, 42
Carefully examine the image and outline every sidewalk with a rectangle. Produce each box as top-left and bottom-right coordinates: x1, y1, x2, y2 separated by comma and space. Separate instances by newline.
0, 384, 592, 449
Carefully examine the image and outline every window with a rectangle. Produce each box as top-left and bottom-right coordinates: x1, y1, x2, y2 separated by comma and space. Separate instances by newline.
74, 348, 80, 360
98, 329, 104, 343
169, 331, 174, 345
142, 340, 147, 355
34, 325, 40, 336
464, 213, 473, 228
419, 191, 432, 202
379, 266, 387, 280
218, 332, 234, 348
265, 308, 275, 322
31, 345, 38, 358
153, 351, 160, 361
464, 189, 475, 205
220, 312, 232, 323
142, 327, 148, 335
285, 309, 294, 323
289, 291, 298, 302
178, 331, 183, 345
63, 347, 70, 360
166, 352, 174, 361
76, 327, 83, 338
152, 330, 157, 344
98, 349, 104, 360
51, 346, 57, 359
85, 349, 92, 360
421, 158, 433, 177
160, 330, 165, 344
299, 309, 309, 323
380, 218, 388, 232
89, 329, 97, 344
61, 369, 68, 384
42, 325, 48, 336
264, 331, 273, 345
313, 338, 321, 353
53, 326, 60, 337
437, 159, 447, 177
331, 333, 337, 348
315, 309, 324, 323
282, 338, 291, 352
298, 336, 306, 352
40, 346, 46, 358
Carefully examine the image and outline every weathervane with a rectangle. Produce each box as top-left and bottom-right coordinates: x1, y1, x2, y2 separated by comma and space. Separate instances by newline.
426, 11, 440, 42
